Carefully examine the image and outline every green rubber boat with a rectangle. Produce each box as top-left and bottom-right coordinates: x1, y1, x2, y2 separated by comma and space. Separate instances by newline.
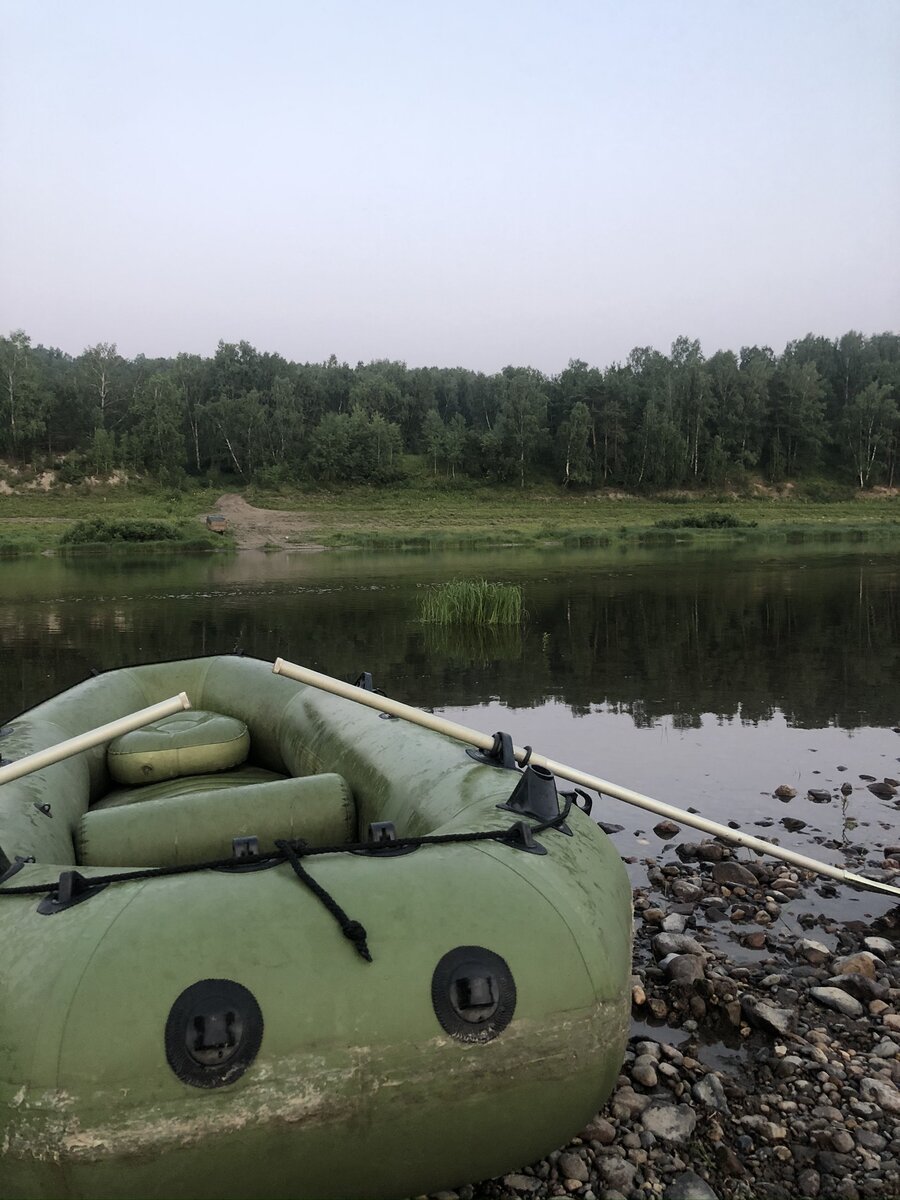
0, 656, 632, 1200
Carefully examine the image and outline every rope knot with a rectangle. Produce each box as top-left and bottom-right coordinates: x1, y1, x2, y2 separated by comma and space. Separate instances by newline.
343, 920, 372, 962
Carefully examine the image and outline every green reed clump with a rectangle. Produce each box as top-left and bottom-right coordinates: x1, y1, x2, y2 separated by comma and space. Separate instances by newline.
419, 579, 524, 625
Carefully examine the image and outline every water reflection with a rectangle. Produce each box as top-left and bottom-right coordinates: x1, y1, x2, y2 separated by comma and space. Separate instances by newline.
1, 545, 897, 732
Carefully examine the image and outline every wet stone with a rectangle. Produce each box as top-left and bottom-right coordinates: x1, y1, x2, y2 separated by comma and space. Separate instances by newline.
664, 1172, 719, 1200
665, 954, 706, 986
557, 1153, 589, 1184
808, 987, 864, 1018
641, 1103, 697, 1142
696, 842, 727, 862
692, 1073, 729, 1113
652, 932, 707, 960
859, 1076, 900, 1114
711, 861, 758, 887
797, 1169, 821, 1197
795, 938, 831, 964
863, 936, 895, 961
831, 951, 877, 978
654, 820, 682, 839
580, 1116, 616, 1145
596, 1159, 636, 1194
741, 996, 795, 1035
502, 1180, 541, 1195
670, 880, 703, 903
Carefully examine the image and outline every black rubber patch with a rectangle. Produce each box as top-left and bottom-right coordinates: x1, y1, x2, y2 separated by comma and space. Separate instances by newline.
165, 979, 263, 1088
431, 946, 516, 1043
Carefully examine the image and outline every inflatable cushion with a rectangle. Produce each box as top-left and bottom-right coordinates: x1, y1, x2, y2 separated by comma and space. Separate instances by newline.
107, 710, 250, 785
77, 773, 356, 867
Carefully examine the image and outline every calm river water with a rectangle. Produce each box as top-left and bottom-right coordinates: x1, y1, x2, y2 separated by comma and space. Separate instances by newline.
2, 540, 898, 921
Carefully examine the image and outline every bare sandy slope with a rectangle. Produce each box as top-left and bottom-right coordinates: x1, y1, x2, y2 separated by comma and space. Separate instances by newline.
209, 494, 324, 551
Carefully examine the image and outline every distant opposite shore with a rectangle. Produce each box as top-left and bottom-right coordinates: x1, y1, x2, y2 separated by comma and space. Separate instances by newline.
0, 471, 898, 557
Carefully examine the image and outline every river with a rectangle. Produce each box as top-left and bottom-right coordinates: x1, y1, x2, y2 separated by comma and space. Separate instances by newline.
1, 540, 898, 922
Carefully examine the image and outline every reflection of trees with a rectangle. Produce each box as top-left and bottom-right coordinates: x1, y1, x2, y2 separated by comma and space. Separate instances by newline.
1, 558, 898, 731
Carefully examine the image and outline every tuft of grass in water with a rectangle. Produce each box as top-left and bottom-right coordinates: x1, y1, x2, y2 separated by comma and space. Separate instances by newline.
419, 579, 524, 625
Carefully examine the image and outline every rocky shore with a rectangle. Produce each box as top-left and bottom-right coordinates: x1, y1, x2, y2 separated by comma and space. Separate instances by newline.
434, 831, 900, 1200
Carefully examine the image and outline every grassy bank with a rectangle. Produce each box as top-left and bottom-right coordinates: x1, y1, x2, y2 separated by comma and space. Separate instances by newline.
0, 480, 898, 555
270, 485, 900, 549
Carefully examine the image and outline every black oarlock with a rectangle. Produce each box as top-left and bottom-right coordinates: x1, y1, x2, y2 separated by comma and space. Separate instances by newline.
497, 764, 572, 835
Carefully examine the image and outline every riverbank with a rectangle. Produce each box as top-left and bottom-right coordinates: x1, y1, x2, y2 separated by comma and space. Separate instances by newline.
1, 483, 899, 556
467, 827, 900, 1200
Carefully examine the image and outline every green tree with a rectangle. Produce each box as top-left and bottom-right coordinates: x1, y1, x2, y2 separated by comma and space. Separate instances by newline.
0, 330, 46, 459
840, 382, 898, 488
126, 374, 186, 476
422, 409, 446, 476
495, 370, 547, 487
560, 400, 593, 485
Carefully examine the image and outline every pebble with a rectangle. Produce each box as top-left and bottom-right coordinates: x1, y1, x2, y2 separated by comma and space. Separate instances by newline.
664, 1172, 719, 1200
480, 802, 900, 1200
808, 987, 865, 1018
711, 861, 758, 887
557, 1153, 589, 1184
641, 1103, 697, 1142
654, 820, 681, 839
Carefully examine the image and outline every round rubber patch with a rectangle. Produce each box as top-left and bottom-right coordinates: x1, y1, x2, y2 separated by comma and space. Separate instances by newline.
431, 946, 516, 1043
165, 978, 263, 1088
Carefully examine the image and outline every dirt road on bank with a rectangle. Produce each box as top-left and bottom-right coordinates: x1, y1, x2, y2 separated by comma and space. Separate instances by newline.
210, 494, 324, 551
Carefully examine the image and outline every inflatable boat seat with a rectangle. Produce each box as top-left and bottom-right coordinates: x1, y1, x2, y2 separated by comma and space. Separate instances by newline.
77, 773, 356, 868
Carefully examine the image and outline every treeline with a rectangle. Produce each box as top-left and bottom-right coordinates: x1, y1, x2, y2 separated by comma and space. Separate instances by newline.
1, 330, 898, 490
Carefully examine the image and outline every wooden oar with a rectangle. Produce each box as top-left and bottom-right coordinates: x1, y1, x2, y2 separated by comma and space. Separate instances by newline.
0, 694, 192, 786
273, 658, 900, 899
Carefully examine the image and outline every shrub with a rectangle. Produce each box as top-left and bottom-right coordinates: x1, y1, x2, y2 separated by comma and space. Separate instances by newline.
653, 511, 757, 530
60, 518, 182, 546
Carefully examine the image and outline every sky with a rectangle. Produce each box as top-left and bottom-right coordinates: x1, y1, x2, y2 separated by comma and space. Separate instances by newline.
1, 0, 897, 374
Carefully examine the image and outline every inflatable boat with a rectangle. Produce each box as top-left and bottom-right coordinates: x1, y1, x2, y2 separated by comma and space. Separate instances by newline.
0, 655, 632, 1200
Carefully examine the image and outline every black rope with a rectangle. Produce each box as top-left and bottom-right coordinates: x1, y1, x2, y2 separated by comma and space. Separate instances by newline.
0, 794, 577, 967
276, 838, 372, 963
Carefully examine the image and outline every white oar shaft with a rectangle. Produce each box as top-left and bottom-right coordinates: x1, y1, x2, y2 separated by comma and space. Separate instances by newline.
0, 693, 192, 786
273, 658, 900, 898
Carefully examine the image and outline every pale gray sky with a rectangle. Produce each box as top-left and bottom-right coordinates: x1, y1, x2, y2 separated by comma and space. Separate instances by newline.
1, 0, 897, 372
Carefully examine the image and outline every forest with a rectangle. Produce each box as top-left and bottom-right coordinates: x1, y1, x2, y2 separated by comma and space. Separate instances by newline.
1, 330, 897, 492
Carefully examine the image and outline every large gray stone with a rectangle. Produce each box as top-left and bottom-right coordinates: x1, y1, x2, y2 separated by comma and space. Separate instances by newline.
692, 1073, 730, 1113
557, 1152, 589, 1184
652, 932, 707, 960
665, 954, 706, 986
808, 987, 864, 1018
712, 861, 758, 887
740, 995, 795, 1035
664, 1172, 719, 1200
501, 1176, 541, 1194
863, 936, 896, 960
859, 1076, 900, 1114
795, 938, 830, 964
597, 1158, 636, 1194
640, 1102, 697, 1142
